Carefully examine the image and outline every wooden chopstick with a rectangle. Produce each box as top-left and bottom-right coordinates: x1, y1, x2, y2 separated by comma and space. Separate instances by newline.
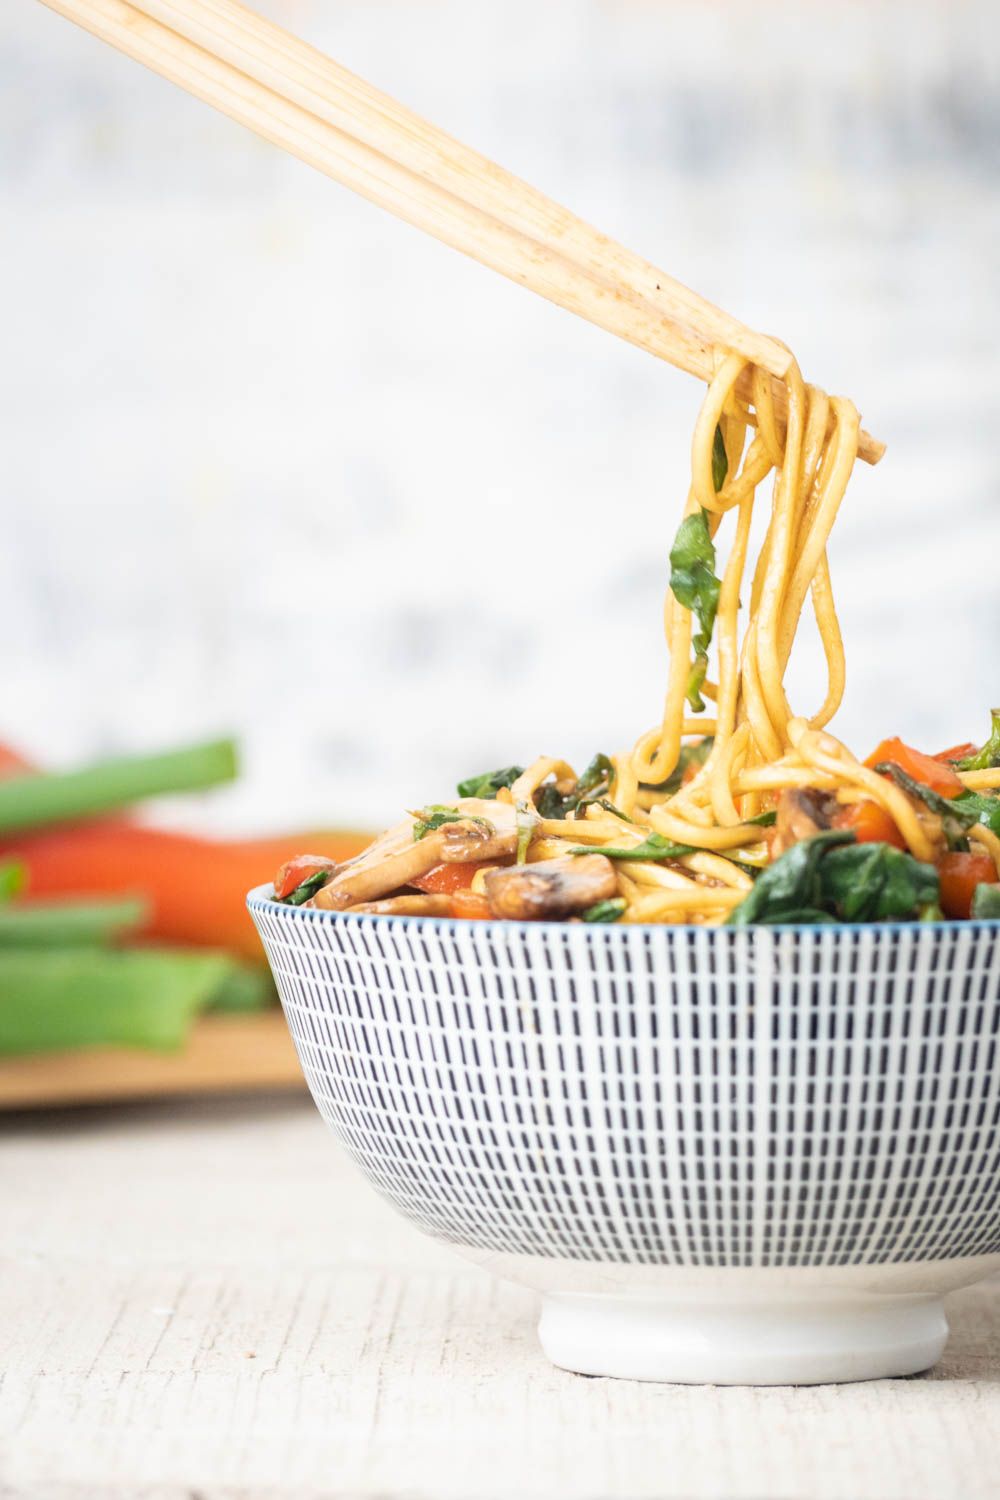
38, 0, 884, 464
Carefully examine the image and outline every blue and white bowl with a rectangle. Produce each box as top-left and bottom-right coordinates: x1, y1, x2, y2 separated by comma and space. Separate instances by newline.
249, 887, 1000, 1384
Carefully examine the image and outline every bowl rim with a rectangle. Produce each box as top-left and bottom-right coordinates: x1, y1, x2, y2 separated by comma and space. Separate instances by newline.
246, 883, 1000, 938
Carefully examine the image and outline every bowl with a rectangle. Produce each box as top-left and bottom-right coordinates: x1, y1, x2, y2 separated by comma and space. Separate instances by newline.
249, 886, 1000, 1385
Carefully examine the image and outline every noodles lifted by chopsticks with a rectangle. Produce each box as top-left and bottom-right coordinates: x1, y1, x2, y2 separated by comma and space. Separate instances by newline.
274, 352, 1000, 926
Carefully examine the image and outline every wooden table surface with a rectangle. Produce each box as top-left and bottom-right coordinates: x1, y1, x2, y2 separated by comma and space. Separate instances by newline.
2, 1094, 999, 1500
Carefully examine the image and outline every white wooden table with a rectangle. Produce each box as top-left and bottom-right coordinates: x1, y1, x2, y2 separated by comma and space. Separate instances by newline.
2, 1094, 999, 1500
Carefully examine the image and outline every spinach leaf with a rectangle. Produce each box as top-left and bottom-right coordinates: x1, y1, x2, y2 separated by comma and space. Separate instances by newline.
874, 762, 978, 849
819, 844, 939, 922
874, 764, 977, 825
760, 907, 838, 925
534, 784, 565, 819
569, 832, 694, 862
281, 869, 332, 906
641, 737, 714, 795
954, 790, 1000, 836
971, 883, 1000, 919
958, 710, 1000, 772
576, 753, 614, 799
594, 798, 633, 822
535, 753, 614, 820
727, 831, 940, 926
712, 423, 729, 493
456, 765, 524, 799
412, 806, 493, 842
669, 510, 720, 712
580, 898, 627, 924
727, 831, 853, 926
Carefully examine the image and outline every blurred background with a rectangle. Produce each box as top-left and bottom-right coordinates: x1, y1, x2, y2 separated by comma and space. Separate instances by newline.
4, 0, 1000, 833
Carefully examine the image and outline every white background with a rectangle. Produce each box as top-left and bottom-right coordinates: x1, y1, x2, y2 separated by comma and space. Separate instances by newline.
4, 0, 999, 830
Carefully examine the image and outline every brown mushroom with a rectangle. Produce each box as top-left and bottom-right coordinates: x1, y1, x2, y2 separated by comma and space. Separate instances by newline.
483, 854, 617, 921
772, 788, 837, 858
438, 800, 521, 863
313, 798, 522, 910
312, 822, 445, 908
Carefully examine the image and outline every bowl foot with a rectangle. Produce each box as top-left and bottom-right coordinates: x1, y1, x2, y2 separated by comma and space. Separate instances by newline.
538, 1290, 948, 1385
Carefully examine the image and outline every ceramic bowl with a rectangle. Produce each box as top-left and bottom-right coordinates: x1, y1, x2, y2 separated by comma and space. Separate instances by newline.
249, 887, 1000, 1385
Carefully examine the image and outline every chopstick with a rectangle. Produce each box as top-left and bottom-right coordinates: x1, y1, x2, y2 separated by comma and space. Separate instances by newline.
39, 0, 884, 464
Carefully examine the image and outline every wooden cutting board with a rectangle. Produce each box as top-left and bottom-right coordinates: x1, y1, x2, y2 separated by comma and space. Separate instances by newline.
0, 1010, 306, 1109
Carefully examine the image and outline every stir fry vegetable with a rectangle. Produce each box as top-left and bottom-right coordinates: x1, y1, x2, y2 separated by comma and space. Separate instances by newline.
957, 711, 1000, 772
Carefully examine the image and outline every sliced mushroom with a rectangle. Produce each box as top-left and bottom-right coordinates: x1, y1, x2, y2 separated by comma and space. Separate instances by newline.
484, 854, 617, 921
312, 824, 441, 908
313, 798, 522, 910
772, 788, 837, 858
438, 798, 521, 863
344, 894, 452, 917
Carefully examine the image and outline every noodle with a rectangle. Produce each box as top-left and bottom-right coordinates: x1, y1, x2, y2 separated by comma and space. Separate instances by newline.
622, 355, 867, 894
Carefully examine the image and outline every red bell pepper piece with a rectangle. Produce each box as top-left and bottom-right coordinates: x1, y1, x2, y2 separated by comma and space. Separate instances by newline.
938, 851, 998, 920
831, 800, 906, 850
412, 862, 481, 895
865, 737, 964, 799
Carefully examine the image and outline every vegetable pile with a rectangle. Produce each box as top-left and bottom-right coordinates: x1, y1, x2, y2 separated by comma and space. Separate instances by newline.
0, 737, 368, 1055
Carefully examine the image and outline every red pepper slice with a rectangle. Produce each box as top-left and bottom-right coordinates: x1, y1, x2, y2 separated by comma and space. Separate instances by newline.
273, 854, 338, 901
938, 851, 998, 920
865, 737, 964, 799
412, 862, 481, 895
831, 800, 906, 850
933, 743, 979, 765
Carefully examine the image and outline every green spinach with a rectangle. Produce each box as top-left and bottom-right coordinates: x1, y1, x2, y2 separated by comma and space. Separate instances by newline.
669, 510, 721, 712
953, 790, 1000, 837
280, 869, 333, 906
569, 832, 694, 862
727, 831, 939, 926
958, 710, 1000, 772
593, 798, 633, 822
819, 844, 940, 922
456, 765, 524, 799
971, 883, 1000, 919
412, 806, 493, 842
727, 831, 851, 926
712, 423, 729, 493
745, 809, 778, 828
580, 898, 627, 924
874, 762, 978, 849
535, 753, 614, 820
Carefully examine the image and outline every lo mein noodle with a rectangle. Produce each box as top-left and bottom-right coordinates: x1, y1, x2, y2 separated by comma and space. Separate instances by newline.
274, 353, 1000, 926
